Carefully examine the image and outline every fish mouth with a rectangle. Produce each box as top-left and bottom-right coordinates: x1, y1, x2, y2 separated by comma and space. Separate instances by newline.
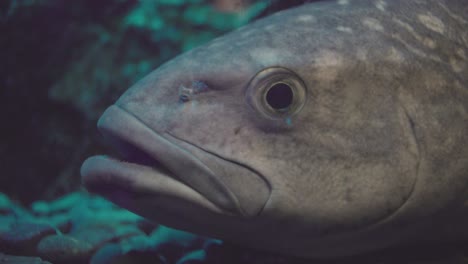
81, 105, 270, 217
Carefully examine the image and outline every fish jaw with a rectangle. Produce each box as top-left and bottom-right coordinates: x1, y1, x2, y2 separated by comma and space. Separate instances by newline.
81, 105, 271, 218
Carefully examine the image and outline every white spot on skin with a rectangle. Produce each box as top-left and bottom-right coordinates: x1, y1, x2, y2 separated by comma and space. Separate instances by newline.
422, 38, 436, 49
362, 17, 384, 32
418, 13, 445, 34
393, 18, 415, 32
390, 33, 443, 63
463, 34, 468, 47
450, 57, 465, 73
393, 18, 437, 49
207, 39, 223, 49
436, 2, 468, 25
375, 0, 387, 11
208, 36, 226, 47
386, 47, 405, 63
314, 50, 344, 82
250, 48, 283, 66
240, 29, 254, 38
264, 24, 275, 31
456, 48, 466, 60
296, 15, 315, 23
455, 82, 468, 118
338, 0, 349, 5
337, 26, 353, 33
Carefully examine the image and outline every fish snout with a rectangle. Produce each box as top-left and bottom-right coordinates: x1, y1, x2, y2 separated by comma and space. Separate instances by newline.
82, 105, 270, 217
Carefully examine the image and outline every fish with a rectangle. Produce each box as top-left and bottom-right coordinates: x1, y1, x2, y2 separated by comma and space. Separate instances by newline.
80, 0, 468, 258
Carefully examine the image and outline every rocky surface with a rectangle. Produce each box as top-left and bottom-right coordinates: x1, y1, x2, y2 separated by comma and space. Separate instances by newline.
0, 192, 467, 264
0, 253, 51, 264
0, 192, 221, 263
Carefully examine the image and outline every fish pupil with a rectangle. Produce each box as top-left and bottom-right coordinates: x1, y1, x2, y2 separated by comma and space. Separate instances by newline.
266, 83, 293, 111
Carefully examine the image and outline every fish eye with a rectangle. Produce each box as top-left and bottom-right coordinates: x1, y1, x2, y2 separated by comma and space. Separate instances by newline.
246, 67, 307, 120
265, 82, 294, 111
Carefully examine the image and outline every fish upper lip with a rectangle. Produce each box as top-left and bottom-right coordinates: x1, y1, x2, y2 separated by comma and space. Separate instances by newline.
82, 104, 243, 215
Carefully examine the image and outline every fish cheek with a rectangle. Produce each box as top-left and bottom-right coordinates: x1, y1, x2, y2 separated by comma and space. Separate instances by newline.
268, 74, 421, 235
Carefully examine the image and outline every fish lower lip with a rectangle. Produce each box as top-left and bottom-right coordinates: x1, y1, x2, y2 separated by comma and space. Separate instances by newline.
81, 105, 241, 215
81, 155, 226, 215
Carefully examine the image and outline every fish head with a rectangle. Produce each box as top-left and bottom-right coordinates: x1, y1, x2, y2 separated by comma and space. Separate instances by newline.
81, 1, 467, 258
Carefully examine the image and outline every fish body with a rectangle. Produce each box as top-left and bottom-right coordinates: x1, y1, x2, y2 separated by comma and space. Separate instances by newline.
81, 0, 468, 258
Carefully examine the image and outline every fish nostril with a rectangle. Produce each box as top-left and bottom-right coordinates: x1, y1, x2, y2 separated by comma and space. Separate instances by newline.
178, 80, 210, 103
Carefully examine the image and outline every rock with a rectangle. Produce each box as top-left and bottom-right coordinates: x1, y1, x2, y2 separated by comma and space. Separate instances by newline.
149, 226, 206, 264
0, 193, 12, 215
0, 253, 51, 264
176, 249, 206, 264
150, 226, 202, 249
37, 234, 92, 263
119, 234, 152, 254
0, 191, 290, 264
35, 213, 71, 231
90, 242, 167, 264
88, 227, 215, 264
0, 221, 57, 255
30, 202, 48, 216
89, 243, 121, 264
67, 194, 143, 229
0, 216, 14, 235
31, 192, 82, 216
37, 222, 143, 263
92, 251, 168, 264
